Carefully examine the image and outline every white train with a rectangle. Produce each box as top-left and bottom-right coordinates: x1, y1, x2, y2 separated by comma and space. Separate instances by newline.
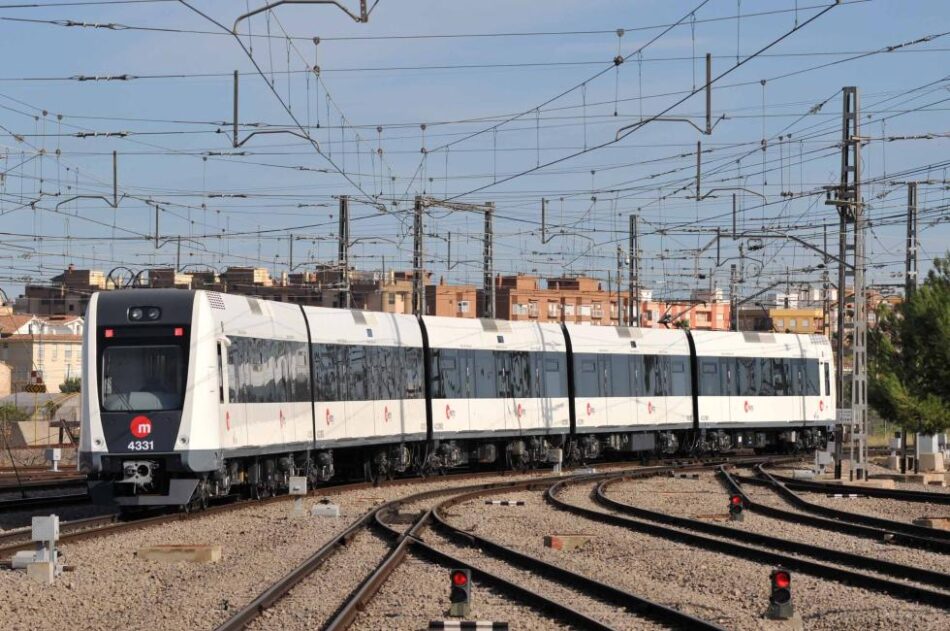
80, 289, 835, 508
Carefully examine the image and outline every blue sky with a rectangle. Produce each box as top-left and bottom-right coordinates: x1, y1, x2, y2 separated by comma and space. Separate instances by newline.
0, 0, 948, 301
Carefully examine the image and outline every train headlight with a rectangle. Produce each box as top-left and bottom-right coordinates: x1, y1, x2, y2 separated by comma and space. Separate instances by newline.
129, 307, 144, 321
146, 307, 161, 320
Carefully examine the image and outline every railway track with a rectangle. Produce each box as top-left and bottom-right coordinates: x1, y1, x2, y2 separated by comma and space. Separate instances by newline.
212, 457, 790, 631
544, 468, 950, 610
760, 464, 950, 504
0, 492, 90, 514
722, 467, 950, 553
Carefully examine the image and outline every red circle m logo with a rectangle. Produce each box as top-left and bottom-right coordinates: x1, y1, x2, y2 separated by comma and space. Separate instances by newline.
744, 400, 751, 413
819, 400, 825, 412
130, 415, 152, 439
586, 402, 593, 416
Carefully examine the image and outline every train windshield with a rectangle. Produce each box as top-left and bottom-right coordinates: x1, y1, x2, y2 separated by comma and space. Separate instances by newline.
101, 345, 184, 412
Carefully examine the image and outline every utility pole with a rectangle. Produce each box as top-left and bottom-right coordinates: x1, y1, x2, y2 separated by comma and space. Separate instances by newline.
616, 245, 624, 325
483, 203, 495, 318
902, 182, 918, 473
338, 195, 351, 308
412, 195, 424, 316
729, 263, 738, 331
821, 224, 831, 338
905, 182, 918, 298
628, 214, 639, 326
825, 86, 866, 481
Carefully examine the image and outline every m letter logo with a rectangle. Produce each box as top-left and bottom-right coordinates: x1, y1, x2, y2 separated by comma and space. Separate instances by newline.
130, 415, 152, 439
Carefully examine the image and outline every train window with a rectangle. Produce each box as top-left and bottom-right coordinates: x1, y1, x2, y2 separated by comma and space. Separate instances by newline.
433, 349, 463, 399
699, 359, 719, 396
312, 343, 342, 402
824, 362, 831, 396
609, 355, 631, 397
347, 345, 368, 401
404, 347, 424, 399
473, 350, 495, 398
575, 356, 600, 398
293, 343, 311, 402
804, 359, 820, 396
217, 343, 226, 404
719, 358, 738, 397
543, 355, 568, 398
737, 358, 757, 396
495, 351, 513, 398
771, 358, 788, 396
629, 355, 644, 397
670, 356, 690, 396
510, 352, 532, 398
226, 340, 238, 402
101, 345, 184, 412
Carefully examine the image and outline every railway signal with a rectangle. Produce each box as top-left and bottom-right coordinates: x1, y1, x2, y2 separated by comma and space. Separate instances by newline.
728, 494, 744, 521
768, 568, 794, 619
448, 568, 472, 617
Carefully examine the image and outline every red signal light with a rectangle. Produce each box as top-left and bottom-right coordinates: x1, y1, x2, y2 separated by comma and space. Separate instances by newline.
773, 571, 791, 589
174, 327, 185, 337
451, 571, 469, 587
104, 328, 114, 338
730, 495, 742, 505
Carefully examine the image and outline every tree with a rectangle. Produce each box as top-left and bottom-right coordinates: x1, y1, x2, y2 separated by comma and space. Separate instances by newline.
0, 404, 30, 424
59, 376, 81, 393
868, 254, 950, 434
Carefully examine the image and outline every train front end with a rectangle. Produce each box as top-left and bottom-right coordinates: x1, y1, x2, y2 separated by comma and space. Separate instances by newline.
81, 289, 220, 508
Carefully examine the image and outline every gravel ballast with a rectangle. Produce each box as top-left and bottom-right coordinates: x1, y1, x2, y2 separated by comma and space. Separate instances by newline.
604, 473, 950, 575
445, 483, 949, 631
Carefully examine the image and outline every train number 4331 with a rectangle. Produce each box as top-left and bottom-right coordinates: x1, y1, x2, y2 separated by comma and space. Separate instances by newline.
127, 440, 154, 451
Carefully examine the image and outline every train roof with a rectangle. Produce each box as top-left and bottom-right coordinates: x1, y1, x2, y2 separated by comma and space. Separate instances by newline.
421, 315, 565, 353
690, 330, 833, 359
302, 305, 423, 347
564, 324, 689, 355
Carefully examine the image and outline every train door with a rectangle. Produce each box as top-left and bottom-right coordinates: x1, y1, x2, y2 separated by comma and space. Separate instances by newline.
505, 351, 538, 433
604, 353, 632, 427
495, 351, 517, 432
574, 354, 606, 429
220, 338, 247, 448
697, 356, 723, 424
344, 345, 374, 438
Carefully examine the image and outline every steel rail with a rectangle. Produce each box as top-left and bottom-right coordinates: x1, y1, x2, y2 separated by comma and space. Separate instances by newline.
430, 479, 726, 630
593, 472, 950, 591
0, 513, 119, 548
761, 466, 950, 504
0, 477, 86, 492
720, 469, 950, 554
0, 492, 89, 512
217, 470, 632, 631
753, 466, 950, 541
545, 476, 950, 610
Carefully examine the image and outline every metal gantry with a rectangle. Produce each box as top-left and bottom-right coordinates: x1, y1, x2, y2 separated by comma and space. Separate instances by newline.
825, 86, 868, 481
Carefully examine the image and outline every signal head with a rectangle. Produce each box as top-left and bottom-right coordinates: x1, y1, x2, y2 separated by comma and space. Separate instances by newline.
451, 570, 469, 587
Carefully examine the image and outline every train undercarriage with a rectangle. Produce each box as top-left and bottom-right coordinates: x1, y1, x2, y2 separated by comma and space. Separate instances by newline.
86, 425, 828, 511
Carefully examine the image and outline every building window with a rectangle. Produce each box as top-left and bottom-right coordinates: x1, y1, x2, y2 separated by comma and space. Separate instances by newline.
388, 293, 396, 305
564, 304, 575, 316
775, 319, 784, 329
65, 347, 73, 362
458, 300, 470, 314
579, 305, 591, 317
547, 302, 559, 318
528, 301, 539, 317
592, 303, 603, 318
513, 303, 528, 316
